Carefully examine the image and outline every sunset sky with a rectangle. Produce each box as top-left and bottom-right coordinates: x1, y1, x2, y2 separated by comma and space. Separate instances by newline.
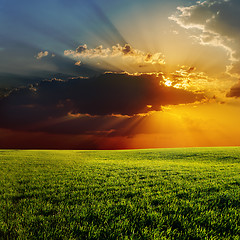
1, 0, 240, 149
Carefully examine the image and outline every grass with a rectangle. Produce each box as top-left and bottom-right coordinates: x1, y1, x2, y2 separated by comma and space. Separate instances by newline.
0, 147, 240, 239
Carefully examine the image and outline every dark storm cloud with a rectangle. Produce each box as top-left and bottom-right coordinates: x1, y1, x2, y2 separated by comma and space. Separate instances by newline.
0, 88, 12, 98
0, 73, 205, 134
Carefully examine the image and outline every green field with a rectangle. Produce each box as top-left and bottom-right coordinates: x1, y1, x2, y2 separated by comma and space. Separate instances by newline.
0, 148, 240, 239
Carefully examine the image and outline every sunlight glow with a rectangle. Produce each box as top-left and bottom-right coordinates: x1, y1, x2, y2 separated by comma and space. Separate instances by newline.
165, 80, 172, 87
162, 75, 172, 87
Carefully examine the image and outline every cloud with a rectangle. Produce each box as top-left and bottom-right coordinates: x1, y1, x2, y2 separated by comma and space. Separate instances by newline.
64, 43, 165, 65
226, 81, 240, 97
74, 61, 82, 66
35, 51, 49, 60
168, 66, 219, 92
0, 128, 130, 150
0, 87, 11, 98
170, 0, 240, 77
0, 72, 205, 135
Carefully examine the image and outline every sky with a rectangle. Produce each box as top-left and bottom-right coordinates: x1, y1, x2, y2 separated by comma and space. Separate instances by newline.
1, 0, 240, 149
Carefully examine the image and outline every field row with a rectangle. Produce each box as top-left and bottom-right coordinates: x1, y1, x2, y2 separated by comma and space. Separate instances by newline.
0, 148, 240, 239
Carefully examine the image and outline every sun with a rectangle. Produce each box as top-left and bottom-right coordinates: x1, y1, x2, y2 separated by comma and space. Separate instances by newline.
165, 80, 172, 87
162, 75, 173, 87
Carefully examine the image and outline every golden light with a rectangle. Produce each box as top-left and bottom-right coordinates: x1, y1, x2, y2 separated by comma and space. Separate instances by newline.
165, 80, 172, 87
162, 75, 173, 87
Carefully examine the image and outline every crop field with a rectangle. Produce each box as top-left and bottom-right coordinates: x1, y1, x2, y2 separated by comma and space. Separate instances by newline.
0, 147, 240, 239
